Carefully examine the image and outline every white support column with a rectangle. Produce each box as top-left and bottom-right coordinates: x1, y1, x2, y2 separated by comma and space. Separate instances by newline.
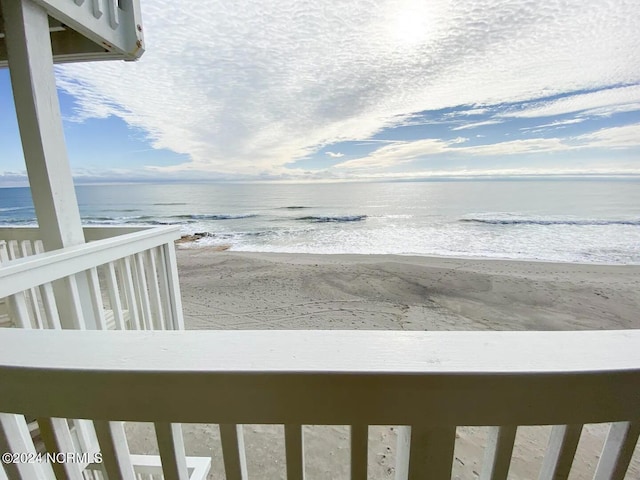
2, 0, 85, 251
3, 0, 98, 330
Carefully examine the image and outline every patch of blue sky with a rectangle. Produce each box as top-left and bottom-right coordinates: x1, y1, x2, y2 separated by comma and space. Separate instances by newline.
290, 85, 640, 175
0, 71, 23, 171
1, 70, 188, 178
57, 90, 189, 171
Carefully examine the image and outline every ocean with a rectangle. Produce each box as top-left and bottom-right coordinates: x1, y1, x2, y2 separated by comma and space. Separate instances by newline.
1, 179, 639, 264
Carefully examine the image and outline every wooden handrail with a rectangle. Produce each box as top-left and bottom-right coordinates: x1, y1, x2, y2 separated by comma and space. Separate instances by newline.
0, 226, 181, 298
0, 329, 639, 426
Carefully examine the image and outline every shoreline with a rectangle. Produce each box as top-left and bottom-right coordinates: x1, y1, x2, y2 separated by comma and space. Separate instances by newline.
178, 243, 640, 267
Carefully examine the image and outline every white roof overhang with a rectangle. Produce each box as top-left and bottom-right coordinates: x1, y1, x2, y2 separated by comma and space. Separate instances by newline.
0, 0, 144, 67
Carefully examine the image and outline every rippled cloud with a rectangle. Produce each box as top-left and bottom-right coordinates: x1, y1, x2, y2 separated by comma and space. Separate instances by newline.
54, 0, 640, 178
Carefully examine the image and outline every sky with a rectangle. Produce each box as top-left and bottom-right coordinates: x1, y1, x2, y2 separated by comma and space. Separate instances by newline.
1, 0, 640, 185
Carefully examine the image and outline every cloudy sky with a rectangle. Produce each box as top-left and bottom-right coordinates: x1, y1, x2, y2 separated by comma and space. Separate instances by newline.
1, 0, 640, 184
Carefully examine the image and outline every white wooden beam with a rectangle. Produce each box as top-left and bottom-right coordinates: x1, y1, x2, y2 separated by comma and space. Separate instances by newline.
0, 329, 640, 428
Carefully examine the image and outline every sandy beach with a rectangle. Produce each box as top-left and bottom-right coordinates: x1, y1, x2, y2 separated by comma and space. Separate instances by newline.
127, 248, 640, 479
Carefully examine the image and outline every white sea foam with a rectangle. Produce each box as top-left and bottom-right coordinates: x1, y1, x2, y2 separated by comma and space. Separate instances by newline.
2, 181, 639, 264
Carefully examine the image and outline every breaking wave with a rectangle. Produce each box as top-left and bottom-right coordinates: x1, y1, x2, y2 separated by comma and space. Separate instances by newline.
81, 213, 257, 225
461, 218, 640, 226
0, 206, 32, 212
296, 215, 367, 223
173, 214, 257, 220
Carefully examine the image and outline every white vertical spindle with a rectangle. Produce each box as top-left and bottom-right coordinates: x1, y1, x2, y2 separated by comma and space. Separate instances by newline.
593, 421, 640, 480
6, 240, 19, 260
38, 280, 61, 329
480, 426, 517, 480
351, 424, 368, 480
395, 426, 411, 480
74, 419, 100, 462
38, 417, 84, 480
155, 246, 173, 329
4, 240, 33, 328
19, 240, 44, 328
0, 413, 55, 479
144, 248, 165, 330
94, 421, 136, 480
220, 424, 248, 480
538, 424, 582, 480
119, 257, 141, 330
162, 242, 185, 330
91, 0, 103, 18
407, 425, 456, 480
0, 241, 8, 264
67, 274, 87, 329
105, 262, 126, 329
87, 268, 107, 330
7, 291, 32, 329
284, 424, 305, 480
2, 240, 32, 329
133, 253, 153, 329
33, 241, 61, 329
106, 0, 119, 28
154, 423, 189, 480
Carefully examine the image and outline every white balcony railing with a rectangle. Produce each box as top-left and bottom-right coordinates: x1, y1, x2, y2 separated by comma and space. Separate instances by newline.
1, 329, 639, 480
0, 226, 184, 331
0, 226, 214, 478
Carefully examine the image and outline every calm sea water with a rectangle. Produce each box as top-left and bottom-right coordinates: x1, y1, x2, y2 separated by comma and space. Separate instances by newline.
1, 180, 639, 264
